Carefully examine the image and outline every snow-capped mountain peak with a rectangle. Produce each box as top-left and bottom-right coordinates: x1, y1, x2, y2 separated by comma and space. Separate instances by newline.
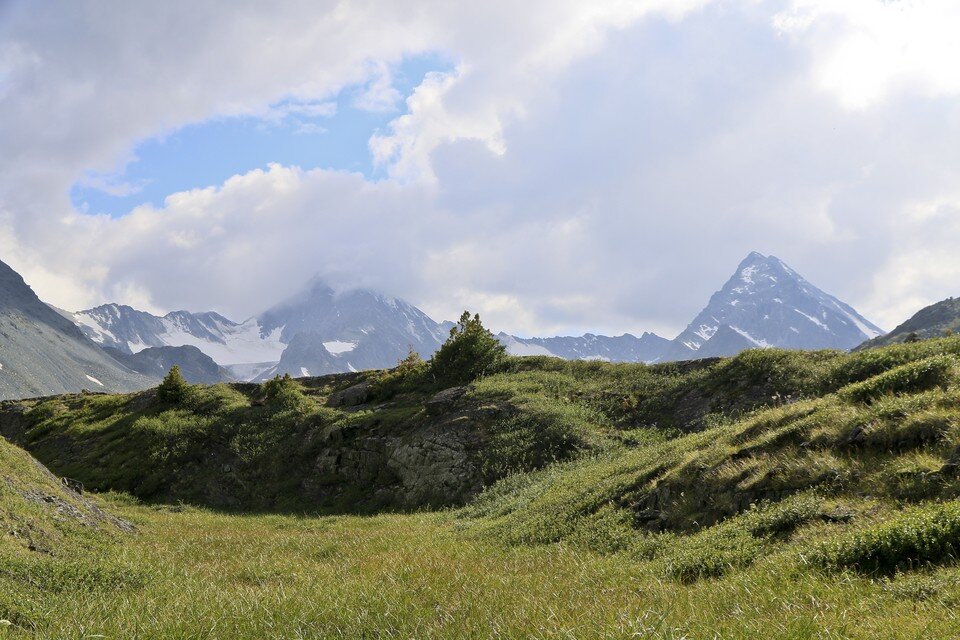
661, 252, 883, 361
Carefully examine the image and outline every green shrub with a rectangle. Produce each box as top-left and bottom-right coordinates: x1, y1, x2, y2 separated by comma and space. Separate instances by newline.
811, 501, 960, 574
862, 409, 957, 450
479, 395, 596, 478
566, 503, 638, 554
661, 526, 765, 583
838, 356, 957, 404
430, 311, 507, 386
741, 494, 826, 538
371, 348, 430, 399
263, 374, 311, 412
157, 366, 190, 404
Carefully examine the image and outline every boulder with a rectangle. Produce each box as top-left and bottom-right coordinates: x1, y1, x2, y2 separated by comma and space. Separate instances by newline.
327, 380, 373, 408
425, 386, 466, 416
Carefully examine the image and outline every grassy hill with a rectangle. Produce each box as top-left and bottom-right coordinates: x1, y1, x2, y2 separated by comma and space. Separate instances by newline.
4, 337, 960, 636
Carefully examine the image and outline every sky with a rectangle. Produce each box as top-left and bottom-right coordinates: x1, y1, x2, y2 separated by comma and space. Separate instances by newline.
2, 0, 960, 338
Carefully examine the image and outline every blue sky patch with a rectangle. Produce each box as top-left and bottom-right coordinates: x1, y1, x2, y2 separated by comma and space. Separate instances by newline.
71, 52, 452, 218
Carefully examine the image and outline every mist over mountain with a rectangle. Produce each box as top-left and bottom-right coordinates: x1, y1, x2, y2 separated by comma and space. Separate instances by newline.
67, 252, 888, 381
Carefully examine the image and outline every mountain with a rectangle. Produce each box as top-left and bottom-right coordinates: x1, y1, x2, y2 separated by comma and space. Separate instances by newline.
0, 259, 154, 399
74, 304, 285, 365
498, 332, 671, 363
73, 279, 449, 380
856, 296, 960, 350
104, 345, 232, 384
255, 279, 448, 379
661, 252, 884, 361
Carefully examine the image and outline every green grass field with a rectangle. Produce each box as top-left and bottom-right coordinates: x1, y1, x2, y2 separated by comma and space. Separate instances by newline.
5, 337, 960, 637
4, 498, 960, 638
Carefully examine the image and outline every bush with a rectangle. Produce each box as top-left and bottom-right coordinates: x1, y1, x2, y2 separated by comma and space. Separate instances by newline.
661, 526, 765, 583
157, 366, 189, 404
811, 501, 960, 574
263, 374, 310, 412
429, 311, 507, 386
480, 395, 595, 478
372, 348, 430, 399
838, 356, 957, 404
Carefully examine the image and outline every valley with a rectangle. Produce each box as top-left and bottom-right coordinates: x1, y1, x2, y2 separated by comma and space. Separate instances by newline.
4, 329, 960, 637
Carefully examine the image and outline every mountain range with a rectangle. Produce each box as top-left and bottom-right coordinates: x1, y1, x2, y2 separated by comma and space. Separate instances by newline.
0, 250, 920, 399
70, 252, 888, 379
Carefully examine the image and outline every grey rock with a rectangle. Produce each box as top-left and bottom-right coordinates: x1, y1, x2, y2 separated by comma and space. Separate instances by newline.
327, 380, 373, 408
104, 344, 232, 383
424, 386, 466, 415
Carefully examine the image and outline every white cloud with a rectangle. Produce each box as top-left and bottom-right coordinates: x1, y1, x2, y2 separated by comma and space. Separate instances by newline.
2, 1, 960, 339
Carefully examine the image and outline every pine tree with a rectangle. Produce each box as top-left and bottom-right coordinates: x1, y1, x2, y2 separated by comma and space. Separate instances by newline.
429, 311, 507, 386
157, 365, 189, 404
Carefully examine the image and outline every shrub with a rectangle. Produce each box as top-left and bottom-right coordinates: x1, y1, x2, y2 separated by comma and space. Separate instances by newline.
157, 366, 189, 404
372, 348, 430, 399
811, 501, 960, 574
429, 311, 507, 386
661, 526, 765, 583
838, 356, 957, 404
479, 395, 595, 478
263, 374, 310, 412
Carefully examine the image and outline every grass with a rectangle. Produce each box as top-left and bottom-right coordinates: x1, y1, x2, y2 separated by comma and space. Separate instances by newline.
0, 499, 958, 638
6, 337, 960, 636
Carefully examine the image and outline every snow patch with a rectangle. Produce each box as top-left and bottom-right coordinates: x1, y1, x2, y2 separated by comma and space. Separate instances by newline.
827, 299, 883, 339
300, 367, 311, 377
85, 374, 104, 387
323, 340, 357, 355
729, 326, 770, 348
794, 309, 829, 331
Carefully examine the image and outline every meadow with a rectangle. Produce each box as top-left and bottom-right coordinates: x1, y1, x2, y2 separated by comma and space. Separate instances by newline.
4, 336, 960, 637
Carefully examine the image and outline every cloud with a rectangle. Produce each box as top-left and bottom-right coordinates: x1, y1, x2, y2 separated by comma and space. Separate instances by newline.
2, 1, 960, 338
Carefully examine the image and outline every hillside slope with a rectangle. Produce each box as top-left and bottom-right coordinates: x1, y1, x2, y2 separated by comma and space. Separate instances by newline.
6, 340, 960, 636
0, 260, 154, 400
857, 296, 960, 350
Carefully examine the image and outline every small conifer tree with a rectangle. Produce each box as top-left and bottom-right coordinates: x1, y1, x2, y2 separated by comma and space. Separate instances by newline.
157, 365, 189, 404
429, 311, 507, 386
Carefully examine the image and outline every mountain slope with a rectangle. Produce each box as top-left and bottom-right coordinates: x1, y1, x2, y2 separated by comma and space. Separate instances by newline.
104, 345, 232, 384
256, 279, 448, 378
661, 252, 883, 361
0, 260, 154, 399
856, 296, 960, 350
75, 279, 451, 380
74, 304, 285, 366
498, 331, 671, 363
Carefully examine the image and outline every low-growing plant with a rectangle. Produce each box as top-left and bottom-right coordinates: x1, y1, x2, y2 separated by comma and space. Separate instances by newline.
811, 501, 960, 574
838, 355, 957, 404
263, 374, 312, 412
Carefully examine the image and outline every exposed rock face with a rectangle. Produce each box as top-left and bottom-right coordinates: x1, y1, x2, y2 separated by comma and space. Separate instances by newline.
306, 409, 484, 509
326, 380, 374, 408
424, 386, 466, 415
